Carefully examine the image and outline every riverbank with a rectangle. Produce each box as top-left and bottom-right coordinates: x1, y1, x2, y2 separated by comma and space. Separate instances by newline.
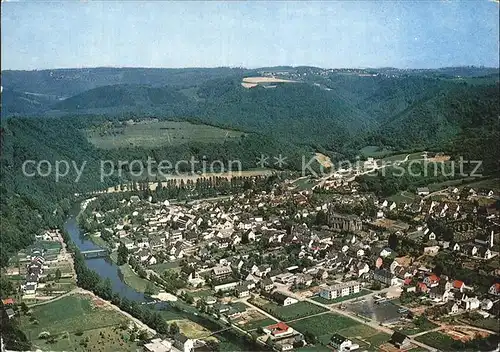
63, 203, 259, 351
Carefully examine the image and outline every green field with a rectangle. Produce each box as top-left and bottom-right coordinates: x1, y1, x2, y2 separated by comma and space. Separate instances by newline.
359, 146, 394, 158
253, 299, 328, 321
289, 313, 359, 345
19, 294, 138, 351
388, 190, 416, 204
415, 331, 456, 351
398, 318, 439, 336
118, 264, 160, 294
460, 178, 500, 191
312, 289, 371, 305
86, 120, 245, 149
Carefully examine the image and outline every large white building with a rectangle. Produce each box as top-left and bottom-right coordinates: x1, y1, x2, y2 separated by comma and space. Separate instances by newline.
319, 281, 360, 300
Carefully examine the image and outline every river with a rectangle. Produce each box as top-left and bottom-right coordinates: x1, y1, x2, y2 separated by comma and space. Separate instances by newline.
63, 203, 259, 351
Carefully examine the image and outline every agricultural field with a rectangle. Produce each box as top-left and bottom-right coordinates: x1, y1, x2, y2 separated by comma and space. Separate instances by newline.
461, 177, 500, 191
241, 76, 297, 88
458, 317, 500, 333
396, 318, 438, 336
19, 294, 138, 351
289, 313, 359, 345
415, 331, 457, 351
251, 297, 327, 321
86, 120, 245, 149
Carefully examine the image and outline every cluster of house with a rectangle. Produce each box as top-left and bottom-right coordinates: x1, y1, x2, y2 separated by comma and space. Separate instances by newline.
20, 247, 46, 297
404, 273, 500, 318
143, 332, 204, 352
259, 322, 305, 351
1, 298, 16, 320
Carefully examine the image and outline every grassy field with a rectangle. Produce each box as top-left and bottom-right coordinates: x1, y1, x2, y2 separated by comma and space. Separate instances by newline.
252, 298, 328, 321
388, 190, 416, 204
289, 313, 359, 345
86, 120, 245, 149
118, 264, 160, 294
427, 177, 480, 192
168, 319, 216, 340
19, 294, 138, 351
398, 319, 439, 336
415, 331, 457, 351
461, 178, 500, 191
359, 146, 394, 158
458, 317, 500, 333
312, 289, 371, 305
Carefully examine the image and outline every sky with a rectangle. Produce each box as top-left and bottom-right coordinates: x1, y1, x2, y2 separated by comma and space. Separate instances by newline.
1, 1, 499, 70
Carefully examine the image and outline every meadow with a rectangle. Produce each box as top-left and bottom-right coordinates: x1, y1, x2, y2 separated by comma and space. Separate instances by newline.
289, 313, 359, 344
86, 120, 245, 149
251, 297, 327, 321
118, 263, 160, 294
19, 294, 138, 351
415, 331, 457, 351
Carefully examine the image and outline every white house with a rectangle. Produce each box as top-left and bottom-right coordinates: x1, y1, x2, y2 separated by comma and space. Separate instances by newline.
271, 292, 298, 306
174, 333, 194, 352
330, 334, 358, 352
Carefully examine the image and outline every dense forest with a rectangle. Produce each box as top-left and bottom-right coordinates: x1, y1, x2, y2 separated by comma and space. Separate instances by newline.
0, 66, 499, 268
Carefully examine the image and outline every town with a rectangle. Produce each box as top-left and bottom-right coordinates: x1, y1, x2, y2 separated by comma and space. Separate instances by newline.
4, 164, 498, 352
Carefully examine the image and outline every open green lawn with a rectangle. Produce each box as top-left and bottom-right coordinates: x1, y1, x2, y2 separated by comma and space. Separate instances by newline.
150, 261, 181, 275
28, 325, 139, 352
427, 177, 479, 192
289, 313, 359, 345
118, 264, 160, 294
189, 289, 214, 298
312, 289, 371, 305
388, 190, 416, 204
86, 120, 245, 149
398, 319, 439, 336
19, 295, 129, 341
256, 300, 328, 321
359, 146, 394, 158
459, 317, 500, 333
461, 177, 500, 191
415, 332, 456, 351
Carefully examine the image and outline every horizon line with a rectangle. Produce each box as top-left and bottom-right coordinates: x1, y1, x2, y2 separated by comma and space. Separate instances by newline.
2, 65, 500, 73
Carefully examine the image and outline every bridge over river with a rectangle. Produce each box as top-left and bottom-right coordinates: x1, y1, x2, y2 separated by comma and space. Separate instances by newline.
81, 248, 110, 259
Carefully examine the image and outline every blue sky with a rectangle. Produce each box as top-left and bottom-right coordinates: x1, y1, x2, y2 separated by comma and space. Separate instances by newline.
1, 1, 499, 70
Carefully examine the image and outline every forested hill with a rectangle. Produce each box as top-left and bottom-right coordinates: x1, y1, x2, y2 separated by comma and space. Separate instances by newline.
0, 66, 499, 267
53, 84, 192, 113
1, 67, 252, 96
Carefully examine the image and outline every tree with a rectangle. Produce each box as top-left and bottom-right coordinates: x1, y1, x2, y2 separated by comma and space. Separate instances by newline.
206, 340, 220, 351
144, 282, 156, 296
20, 302, 29, 314
138, 330, 149, 341
55, 268, 62, 281
169, 322, 180, 336
117, 242, 129, 266
388, 233, 399, 250
315, 210, 328, 226
304, 331, 317, 345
